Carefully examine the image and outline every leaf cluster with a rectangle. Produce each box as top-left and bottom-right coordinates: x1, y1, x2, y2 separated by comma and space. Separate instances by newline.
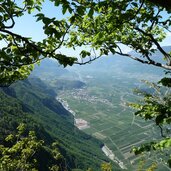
129, 78, 171, 167
1, 0, 171, 86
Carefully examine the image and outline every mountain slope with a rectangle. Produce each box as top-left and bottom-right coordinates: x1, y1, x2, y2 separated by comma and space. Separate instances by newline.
0, 78, 121, 171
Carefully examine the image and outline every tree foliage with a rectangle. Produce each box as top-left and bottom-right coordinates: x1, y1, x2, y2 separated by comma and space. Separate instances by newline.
148, 0, 171, 10
67, 0, 171, 68
0, 0, 171, 86
0, 123, 63, 171
129, 78, 171, 167
101, 162, 112, 171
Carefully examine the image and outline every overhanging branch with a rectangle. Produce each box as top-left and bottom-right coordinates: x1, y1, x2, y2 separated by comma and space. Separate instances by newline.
135, 27, 171, 65
147, 0, 171, 10
0, 29, 71, 66
115, 50, 171, 70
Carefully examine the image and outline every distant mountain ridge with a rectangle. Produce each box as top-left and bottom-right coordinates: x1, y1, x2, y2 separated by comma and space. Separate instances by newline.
31, 59, 76, 80
69, 46, 171, 82
31, 59, 87, 90
30, 46, 171, 88
32, 46, 171, 80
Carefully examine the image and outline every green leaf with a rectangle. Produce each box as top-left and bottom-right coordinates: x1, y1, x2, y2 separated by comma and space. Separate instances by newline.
62, 5, 68, 15
88, 8, 94, 17
159, 77, 171, 87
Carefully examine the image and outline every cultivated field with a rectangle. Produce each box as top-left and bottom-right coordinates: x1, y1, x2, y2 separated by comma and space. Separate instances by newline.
58, 71, 170, 171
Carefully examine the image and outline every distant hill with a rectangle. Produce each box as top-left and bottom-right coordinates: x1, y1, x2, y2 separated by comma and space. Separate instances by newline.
0, 78, 121, 171
69, 46, 171, 82
31, 59, 86, 90
52, 79, 86, 90
32, 46, 171, 82
30, 46, 170, 87
31, 59, 77, 80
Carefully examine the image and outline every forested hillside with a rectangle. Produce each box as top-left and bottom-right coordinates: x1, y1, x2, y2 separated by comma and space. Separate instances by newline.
0, 78, 121, 171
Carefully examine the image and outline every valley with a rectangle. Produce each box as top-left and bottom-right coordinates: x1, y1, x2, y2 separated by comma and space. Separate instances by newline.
54, 58, 170, 170
57, 79, 156, 170
1, 1, 171, 170
31, 53, 171, 170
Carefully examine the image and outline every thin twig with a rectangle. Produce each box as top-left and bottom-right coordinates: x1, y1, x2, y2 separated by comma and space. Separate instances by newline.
158, 125, 166, 138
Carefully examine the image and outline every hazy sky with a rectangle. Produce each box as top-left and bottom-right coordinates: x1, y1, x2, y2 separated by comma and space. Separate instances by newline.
11, 0, 171, 56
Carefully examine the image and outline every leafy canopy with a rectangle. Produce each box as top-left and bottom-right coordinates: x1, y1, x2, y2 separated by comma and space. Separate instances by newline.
0, 123, 67, 171
0, 0, 171, 86
129, 78, 171, 168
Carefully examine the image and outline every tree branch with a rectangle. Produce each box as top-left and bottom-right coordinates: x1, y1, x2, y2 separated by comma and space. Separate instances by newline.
149, 8, 161, 31
147, 0, 171, 10
0, 29, 70, 65
75, 55, 101, 65
158, 125, 166, 138
135, 27, 171, 65
115, 50, 171, 70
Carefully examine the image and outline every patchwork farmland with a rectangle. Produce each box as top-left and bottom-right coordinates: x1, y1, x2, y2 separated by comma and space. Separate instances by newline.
57, 71, 170, 171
